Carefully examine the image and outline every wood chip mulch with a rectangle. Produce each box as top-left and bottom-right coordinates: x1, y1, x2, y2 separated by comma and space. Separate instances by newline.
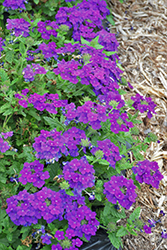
108, 0, 167, 249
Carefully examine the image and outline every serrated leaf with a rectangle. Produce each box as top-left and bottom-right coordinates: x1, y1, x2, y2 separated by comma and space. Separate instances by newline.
126, 224, 138, 236
0, 176, 7, 184
19, 42, 26, 56
129, 207, 140, 221
0, 68, 9, 82
0, 103, 11, 113
103, 202, 112, 216
7, 233, 12, 242
3, 108, 13, 116
85, 155, 95, 162
20, 227, 30, 233
108, 233, 122, 249
43, 116, 65, 130
96, 180, 103, 187
116, 226, 128, 237
28, 109, 41, 121
110, 206, 126, 219
98, 159, 109, 165
95, 193, 102, 201
94, 44, 104, 49
0, 210, 6, 220
5, 51, 14, 64
81, 36, 90, 46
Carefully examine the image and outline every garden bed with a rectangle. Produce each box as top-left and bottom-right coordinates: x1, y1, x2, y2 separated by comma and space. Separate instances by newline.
0, 0, 166, 249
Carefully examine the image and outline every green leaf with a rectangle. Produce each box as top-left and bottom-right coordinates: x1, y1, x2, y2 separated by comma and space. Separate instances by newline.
43, 116, 65, 130
106, 14, 115, 26
19, 42, 26, 56
0, 210, 6, 220
95, 193, 102, 201
98, 159, 109, 165
20, 227, 30, 234
7, 233, 12, 242
0, 176, 7, 184
117, 63, 124, 71
28, 109, 41, 121
0, 68, 9, 82
118, 89, 127, 95
42, 246, 51, 250
65, 190, 74, 196
34, 0, 39, 4
81, 36, 90, 46
129, 207, 140, 221
0, 243, 12, 250
126, 224, 138, 236
108, 233, 122, 249
131, 173, 141, 190
110, 206, 126, 219
116, 226, 128, 237
0, 103, 11, 113
3, 216, 9, 229
16, 246, 24, 250
103, 50, 117, 56
3, 108, 13, 116
103, 201, 112, 216
96, 180, 103, 187
5, 51, 14, 64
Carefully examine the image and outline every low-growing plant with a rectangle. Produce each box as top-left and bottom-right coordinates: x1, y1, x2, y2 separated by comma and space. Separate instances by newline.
0, 0, 166, 249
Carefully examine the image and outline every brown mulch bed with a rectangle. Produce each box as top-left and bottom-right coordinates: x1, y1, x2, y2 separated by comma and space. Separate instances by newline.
108, 0, 167, 249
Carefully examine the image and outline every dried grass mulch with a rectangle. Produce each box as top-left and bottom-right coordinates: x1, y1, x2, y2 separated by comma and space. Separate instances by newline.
108, 0, 167, 249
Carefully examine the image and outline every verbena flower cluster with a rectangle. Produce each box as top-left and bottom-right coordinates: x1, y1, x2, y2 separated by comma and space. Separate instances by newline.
0, 137, 10, 153
103, 176, 137, 209
131, 93, 156, 118
6, 18, 30, 37
132, 160, 163, 189
55, 0, 110, 42
90, 139, 121, 168
52, 43, 122, 91
64, 101, 108, 130
6, 188, 99, 248
62, 157, 95, 193
37, 20, 58, 40
15, 91, 67, 113
0, 37, 4, 56
6, 188, 64, 226
22, 63, 47, 82
0, 131, 13, 153
33, 127, 87, 160
1, 131, 13, 139
19, 160, 50, 188
3, 0, 28, 10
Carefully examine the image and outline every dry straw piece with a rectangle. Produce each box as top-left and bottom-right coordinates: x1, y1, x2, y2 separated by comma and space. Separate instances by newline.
108, 0, 167, 249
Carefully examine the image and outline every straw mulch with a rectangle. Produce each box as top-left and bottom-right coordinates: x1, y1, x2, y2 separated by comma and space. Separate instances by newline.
108, 0, 167, 249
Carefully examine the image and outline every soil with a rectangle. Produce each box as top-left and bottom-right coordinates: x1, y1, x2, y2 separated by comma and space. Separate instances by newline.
108, 0, 167, 249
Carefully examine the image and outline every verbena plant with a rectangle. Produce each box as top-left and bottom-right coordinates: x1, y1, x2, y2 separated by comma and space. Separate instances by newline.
0, 0, 165, 249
